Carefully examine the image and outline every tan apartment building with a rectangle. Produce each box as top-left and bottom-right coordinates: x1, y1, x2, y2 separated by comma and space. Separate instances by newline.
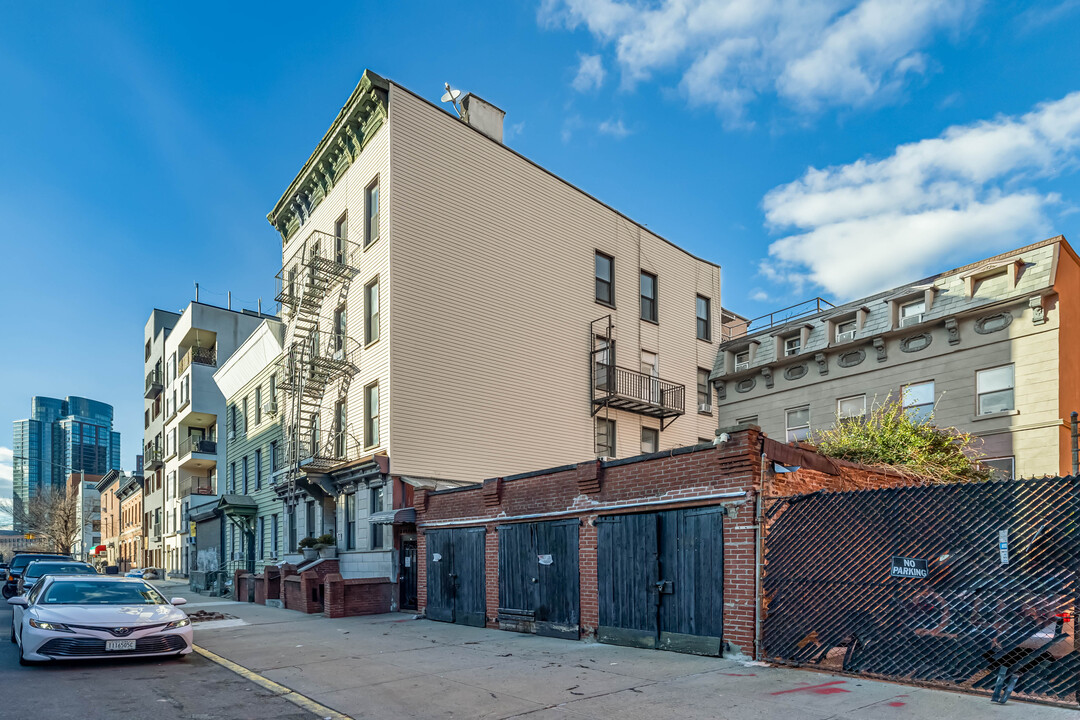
268, 70, 727, 583
116, 473, 144, 572
712, 236, 1080, 479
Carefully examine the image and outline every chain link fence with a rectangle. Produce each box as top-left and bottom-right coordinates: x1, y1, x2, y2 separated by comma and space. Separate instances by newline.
762, 477, 1080, 705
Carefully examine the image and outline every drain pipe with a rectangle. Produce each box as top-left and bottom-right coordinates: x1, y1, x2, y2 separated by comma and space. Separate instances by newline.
754, 434, 767, 661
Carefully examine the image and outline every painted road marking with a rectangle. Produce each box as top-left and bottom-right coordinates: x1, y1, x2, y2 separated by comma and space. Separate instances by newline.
193, 644, 353, 720
771, 680, 850, 695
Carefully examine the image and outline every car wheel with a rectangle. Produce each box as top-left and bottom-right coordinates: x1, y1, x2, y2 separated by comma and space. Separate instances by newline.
1, 585, 13, 600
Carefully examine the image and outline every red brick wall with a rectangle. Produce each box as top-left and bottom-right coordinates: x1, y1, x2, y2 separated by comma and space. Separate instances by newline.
323, 574, 393, 618
415, 427, 919, 657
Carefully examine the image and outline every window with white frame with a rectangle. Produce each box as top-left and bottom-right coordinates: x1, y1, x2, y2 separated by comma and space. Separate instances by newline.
977, 365, 1015, 415
837, 394, 866, 420
641, 427, 659, 454
784, 336, 801, 356
595, 252, 614, 306
786, 406, 810, 442
902, 381, 936, 423
835, 320, 857, 342
900, 299, 926, 325
734, 350, 750, 371
984, 457, 1015, 480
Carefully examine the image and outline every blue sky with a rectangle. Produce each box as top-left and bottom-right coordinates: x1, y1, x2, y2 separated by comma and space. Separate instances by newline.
3, 1, 1080, 522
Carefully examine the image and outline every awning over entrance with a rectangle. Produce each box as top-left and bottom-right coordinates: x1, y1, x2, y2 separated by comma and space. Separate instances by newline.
217, 494, 258, 517
92, 545, 107, 556
369, 507, 416, 525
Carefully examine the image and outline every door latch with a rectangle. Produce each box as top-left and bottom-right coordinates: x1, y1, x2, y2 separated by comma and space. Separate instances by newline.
655, 580, 673, 594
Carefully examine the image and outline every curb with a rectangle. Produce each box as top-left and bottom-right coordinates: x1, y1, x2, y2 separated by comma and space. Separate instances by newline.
192, 644, 352, 720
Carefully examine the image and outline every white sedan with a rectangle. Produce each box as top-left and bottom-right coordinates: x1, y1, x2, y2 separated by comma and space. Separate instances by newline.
8, 575, 193, 665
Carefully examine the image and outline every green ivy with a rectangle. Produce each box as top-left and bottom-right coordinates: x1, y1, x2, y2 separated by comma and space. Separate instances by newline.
811, 396, 991, 484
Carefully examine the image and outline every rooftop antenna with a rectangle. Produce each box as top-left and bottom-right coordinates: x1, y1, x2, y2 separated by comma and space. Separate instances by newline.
442, 83, 464, 119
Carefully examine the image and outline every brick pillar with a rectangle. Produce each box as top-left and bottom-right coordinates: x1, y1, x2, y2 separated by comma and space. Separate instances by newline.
323, 573, 345, 618
485, 525, 499, 628
417, 531, 427, 613
579, 518, 599, 637
233, 568, 246, 602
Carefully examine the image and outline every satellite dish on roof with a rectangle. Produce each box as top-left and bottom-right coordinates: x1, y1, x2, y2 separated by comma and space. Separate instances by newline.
442, 82, 465, 118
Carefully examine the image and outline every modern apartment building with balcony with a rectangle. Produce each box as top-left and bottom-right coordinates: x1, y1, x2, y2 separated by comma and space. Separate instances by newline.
211, 319, 286, 574
143, 309, 179, 569
269, 70, 728, 588
712, 236, 1080, 479
147, 301, 276, 577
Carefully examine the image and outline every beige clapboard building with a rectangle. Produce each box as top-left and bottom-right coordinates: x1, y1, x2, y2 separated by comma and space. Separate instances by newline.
712, 236, 1080, 480
267, 70, 727, 580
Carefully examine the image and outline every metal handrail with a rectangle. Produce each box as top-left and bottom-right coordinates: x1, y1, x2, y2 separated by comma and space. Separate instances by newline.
731, 297, 836, 338
179, 345, 217, 374
145, 368, 163, 393
594, 364, 685, 414
179, 437, 217, 457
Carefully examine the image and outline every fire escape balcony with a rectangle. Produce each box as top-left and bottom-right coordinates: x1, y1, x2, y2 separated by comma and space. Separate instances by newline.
144, 368, 163, 398
275, 229, 362, 308
297, 430, 353, 473
592, 364, 685, 429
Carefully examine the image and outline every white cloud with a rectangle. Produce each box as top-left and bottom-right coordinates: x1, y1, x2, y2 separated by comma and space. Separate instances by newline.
751, 289, 771, 302
572, 53, 607, 91
598, 118, 631, 137
760, 91, 1080, 298
541, 0, 975, 119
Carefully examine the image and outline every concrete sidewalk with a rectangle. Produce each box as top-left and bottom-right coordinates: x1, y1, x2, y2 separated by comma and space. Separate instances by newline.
159, 582, 1077, 720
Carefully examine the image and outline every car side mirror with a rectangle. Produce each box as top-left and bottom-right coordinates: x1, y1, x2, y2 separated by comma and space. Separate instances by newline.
7, 597, 28, 607
170, 597, 187, 606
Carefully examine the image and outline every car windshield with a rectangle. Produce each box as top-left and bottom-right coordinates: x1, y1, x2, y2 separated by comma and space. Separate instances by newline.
40, 581, 167, 606
26, 563, 96, 579
11, 555, 69, 571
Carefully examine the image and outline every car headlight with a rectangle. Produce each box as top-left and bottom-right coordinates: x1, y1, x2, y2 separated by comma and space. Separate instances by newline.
165, 617, 191, 629
28, 619, 74, 633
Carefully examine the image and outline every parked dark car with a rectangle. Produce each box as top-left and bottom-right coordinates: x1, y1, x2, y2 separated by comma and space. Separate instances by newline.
2, 554, 72, 599
17, 560, 98, 596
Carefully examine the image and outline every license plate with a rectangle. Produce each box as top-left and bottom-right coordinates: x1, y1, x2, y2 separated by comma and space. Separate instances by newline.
106, 640, 136, 651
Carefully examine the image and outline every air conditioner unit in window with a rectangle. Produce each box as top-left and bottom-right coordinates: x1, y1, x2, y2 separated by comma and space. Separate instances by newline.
698, 403, 713, 413
333, 348, 344, 362
262, 401, 278, 416
836, 330, 856, 343
227, 430, 235, 441
734, 362, 750, 372
598, 456, 615, 462
899, 314, 923, 328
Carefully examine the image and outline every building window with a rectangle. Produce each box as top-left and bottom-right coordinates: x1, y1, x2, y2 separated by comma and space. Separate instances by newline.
837, 395, 866, 420
269, 373, 277, 405
366, 179, 380, 247
977, 365, 1015, 415
734, 351, 750, 371
305, 501, 316, 538
335, 211, 348, 263
229, 405, 237, 437
641, 427, 659, 454
835, 320, 857, 342
595, 252, 614, 305
254, 386, 262, 426
900, 299, 926, 326
345, 492, 356, 550
640, 271, 658, 323
270, 440, 280, 471
364, 277, 380, 345
902, 381, 935, 423
784, 336, 801, 356
242, 456, 249, 494
786, 406, 810, 443
984, 456, 1015, 480
228, 463, 235, 494
241, 397, 249, 436
594, 337, 614, 391
272, 514, 279, 557
596, 417, 616, 457
287, 505, 297, 551
364, 382, 380, 448
696, 296, 711, 341
335, 400, 347, 457
370, 486, 385, 550
334, 305, 346, 356
697, 369, 712, 412
145, 339, 152, 361
255, 448, 262, 490
736, 415, 758, 425
258, 516, 265, 559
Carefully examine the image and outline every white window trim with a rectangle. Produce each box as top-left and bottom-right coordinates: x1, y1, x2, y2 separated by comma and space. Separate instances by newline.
837, 394, 866, 420
785, 406, 810, 443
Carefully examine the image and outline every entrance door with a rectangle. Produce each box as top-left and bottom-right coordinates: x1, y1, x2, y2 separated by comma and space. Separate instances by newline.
400, 539, 418, 611
597, 507, 724, 655
497, 519, 580, 639
424, 527, 486, 627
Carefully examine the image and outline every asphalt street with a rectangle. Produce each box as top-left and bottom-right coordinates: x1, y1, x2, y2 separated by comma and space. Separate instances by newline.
0, 603, 315, 720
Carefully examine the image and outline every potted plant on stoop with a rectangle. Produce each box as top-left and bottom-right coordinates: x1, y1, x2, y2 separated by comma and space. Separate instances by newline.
315, 533, 337, 559
299, 536, 318, 562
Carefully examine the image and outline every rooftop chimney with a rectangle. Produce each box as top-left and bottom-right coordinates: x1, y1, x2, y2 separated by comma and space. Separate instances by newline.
461, 94, 505, 143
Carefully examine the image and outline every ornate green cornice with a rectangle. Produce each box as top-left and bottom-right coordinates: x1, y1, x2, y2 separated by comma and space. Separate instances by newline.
267, 69, 390, 243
